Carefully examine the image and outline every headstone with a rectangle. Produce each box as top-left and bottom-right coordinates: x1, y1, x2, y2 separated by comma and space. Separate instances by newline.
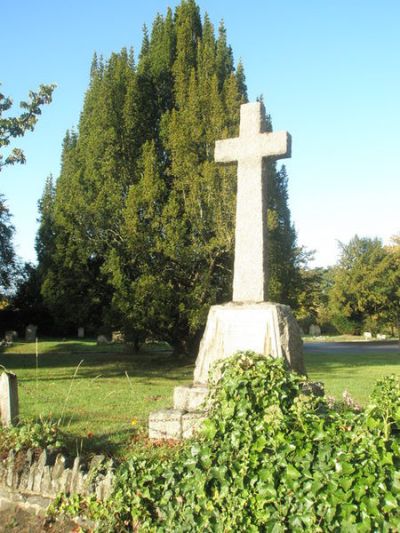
25, 324, 37, 342
77, 327, 85, 338
0, 372, 19, 426
377, 333, 386, 340
112, 330, 125, 343
309, 324, 321, 336
5, 331, 18, 342
363, 332, 372, 340
97, 335, 109, 345
149, 102, 305, 440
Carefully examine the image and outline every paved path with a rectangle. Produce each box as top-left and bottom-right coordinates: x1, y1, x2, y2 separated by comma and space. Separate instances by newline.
304, 340, 400, 355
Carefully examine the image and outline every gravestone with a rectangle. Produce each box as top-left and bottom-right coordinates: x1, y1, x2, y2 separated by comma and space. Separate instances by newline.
149, 102, 305, 440
112, 330, 125, 343
5, 331, 18, 342
97, 335, 109, 345
363, 331, 372, 340
0, 372, 19, 426
25, 324, 37, 342
309, 324, 321, 336
78, 327, 85, 338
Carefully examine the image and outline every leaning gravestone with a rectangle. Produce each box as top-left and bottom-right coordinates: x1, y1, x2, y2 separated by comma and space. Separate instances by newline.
0, 371, 19, 426
309, 324, 321, 336
25, 324, 37, 342
149, 102, 305, 440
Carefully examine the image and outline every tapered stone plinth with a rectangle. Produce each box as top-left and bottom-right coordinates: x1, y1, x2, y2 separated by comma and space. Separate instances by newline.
148, 302, 305, 440
194, 302, 305, 382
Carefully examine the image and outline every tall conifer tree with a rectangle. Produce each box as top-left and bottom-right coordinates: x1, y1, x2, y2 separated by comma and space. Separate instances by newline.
38, 0, 302, 348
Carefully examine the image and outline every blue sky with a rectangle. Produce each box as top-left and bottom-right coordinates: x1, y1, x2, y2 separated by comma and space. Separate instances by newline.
1, 0, 399, 267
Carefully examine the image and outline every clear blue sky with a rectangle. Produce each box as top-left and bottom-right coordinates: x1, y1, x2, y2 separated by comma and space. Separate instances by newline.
1, 0, 399, 267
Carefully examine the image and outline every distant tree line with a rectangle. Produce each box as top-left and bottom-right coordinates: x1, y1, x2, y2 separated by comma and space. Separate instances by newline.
1, 0, 303, 351
296, 235, 400, 338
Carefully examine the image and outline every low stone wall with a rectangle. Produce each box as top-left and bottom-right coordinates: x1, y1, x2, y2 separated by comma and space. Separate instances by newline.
0, 448, 114, 515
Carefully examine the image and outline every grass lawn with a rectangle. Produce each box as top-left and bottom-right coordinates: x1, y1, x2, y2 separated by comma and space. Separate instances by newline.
0, 340, 194, 459
0, 338, 399, 458
305, 346, 400, 405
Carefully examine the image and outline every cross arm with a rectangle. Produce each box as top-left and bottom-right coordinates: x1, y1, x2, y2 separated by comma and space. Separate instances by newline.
214, 137, 241, 163
258, 131, 292, 160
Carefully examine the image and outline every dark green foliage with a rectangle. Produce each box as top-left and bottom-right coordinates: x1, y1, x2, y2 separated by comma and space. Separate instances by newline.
39, 1, 302, 348
267, 165, 305, 306
0, 196, 16, 296
54, 353, 400, 531
329, 235, 400, 335
0, 418, 65, 452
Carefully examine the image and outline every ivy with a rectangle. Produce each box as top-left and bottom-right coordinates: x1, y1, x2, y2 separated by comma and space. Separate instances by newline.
52, 352, 400, 531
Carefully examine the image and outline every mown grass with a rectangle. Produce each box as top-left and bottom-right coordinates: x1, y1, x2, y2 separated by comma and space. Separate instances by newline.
305, 348, 400, 405
0, 340, 193, 459
0, 339, 399, 458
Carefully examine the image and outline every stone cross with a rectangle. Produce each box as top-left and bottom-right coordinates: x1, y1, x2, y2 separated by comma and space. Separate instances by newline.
215, 102, 291, 302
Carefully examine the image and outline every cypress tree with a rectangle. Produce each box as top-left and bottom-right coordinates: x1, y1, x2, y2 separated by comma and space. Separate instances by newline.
37, 0, 302, 349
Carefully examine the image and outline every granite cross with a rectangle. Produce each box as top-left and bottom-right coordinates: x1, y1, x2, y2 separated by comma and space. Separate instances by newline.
215, 102, 291, 302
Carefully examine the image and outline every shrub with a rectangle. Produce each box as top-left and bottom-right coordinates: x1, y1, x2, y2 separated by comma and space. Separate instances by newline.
53, 353, 400, 531
0, 417, 66, 452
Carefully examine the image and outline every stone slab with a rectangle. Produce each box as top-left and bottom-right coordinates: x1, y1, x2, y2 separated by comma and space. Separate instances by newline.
193, 302, 305, 384
173, 386, 209, 412
25, 325, 37, 342
0, 372, 19, 427
148, 409, 183, 440
182, 413, 207, 439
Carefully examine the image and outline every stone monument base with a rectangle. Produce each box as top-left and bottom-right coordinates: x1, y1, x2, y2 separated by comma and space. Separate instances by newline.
148, 302, 305, 440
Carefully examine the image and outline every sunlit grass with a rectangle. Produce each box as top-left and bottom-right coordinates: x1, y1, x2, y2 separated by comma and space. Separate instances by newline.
1, 339, 399, 458
306, 350, 400, 405
0, 340, 193, 459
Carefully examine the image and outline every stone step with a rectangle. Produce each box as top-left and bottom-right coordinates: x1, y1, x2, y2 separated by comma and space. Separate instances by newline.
148, 409, 206, 440
173, 385, 209, 412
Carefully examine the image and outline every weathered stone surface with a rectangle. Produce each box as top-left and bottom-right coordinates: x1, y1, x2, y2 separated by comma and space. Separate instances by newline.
173, 386, 208, 412
69, 457, 82, 494
25, 324, 37, 342
96, 335, 109, 345
0, 447, 115, 518
77, 327, 85, 338
215, 102, 291, 302
309, 324, 321, 336
193, 302, 305, 385
0, 372, 19, 427
148, 409, 183, 440
182, 413, 206, 439
112, 330, 125, 343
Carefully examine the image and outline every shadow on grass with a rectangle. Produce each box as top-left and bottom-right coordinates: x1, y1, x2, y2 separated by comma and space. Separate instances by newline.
305, 352, 400, 374
0, 348, 195, 383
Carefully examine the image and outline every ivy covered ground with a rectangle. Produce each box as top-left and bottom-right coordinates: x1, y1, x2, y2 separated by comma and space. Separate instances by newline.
51, 352, 400, 531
